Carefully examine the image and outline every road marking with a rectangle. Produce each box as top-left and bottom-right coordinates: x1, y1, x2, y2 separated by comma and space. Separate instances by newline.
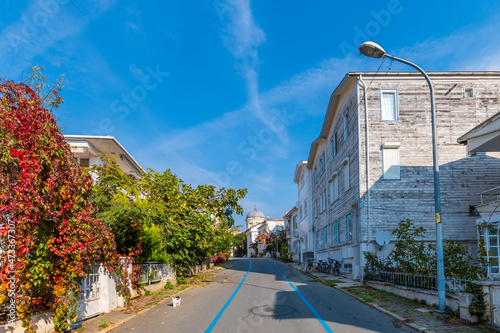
205, 260, 252, 333
267, 260, 334, 333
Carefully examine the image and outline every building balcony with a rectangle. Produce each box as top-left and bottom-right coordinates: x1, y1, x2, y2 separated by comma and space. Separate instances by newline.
475, 186, 500, 225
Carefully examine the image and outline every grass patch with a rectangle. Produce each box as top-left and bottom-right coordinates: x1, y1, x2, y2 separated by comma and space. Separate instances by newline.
361, 296, 373, 302
322, 280, 338, 288
99, 319, 109, 330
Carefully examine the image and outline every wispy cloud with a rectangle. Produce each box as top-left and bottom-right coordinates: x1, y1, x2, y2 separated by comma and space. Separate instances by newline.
214, 0, 267, 122
389, 16, 500, 71
0, 1, 115, 80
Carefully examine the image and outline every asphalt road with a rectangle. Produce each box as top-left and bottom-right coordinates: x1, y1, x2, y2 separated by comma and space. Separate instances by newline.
111, 259, 412, 333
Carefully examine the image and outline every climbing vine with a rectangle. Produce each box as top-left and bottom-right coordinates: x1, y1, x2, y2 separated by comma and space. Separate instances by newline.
0, 79, 129, 332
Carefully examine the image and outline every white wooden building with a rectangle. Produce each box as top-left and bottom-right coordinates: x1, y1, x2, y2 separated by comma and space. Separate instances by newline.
304, 71, 500, 279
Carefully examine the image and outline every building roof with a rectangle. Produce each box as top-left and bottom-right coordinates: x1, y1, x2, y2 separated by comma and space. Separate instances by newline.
457, 112, 500, 152
293, 160, 307, 184
64, 135, 145, 177
246, 206, 265, 220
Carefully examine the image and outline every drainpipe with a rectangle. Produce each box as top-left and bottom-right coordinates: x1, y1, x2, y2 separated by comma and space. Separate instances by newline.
358, 75, 371, 244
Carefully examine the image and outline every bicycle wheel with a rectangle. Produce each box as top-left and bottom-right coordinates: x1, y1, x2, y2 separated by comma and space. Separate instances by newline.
306, 265, 312, 274
333, 268, 340, 276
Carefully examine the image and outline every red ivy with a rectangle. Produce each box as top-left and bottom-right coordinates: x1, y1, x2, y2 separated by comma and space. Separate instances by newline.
0, 81, 130, 332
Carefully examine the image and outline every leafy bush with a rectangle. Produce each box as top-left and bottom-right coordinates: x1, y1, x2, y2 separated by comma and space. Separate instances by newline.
177, 276, 187, 285
0, 76, 129, 332
364, 219, 481, 279
164, 281, 174, 290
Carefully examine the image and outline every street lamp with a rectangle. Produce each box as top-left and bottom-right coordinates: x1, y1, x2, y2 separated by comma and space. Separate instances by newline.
358, 41, 446, 312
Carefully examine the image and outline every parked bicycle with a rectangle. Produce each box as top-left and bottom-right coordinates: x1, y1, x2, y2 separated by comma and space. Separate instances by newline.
328, 258, 341, 276
305, 258, 319, 274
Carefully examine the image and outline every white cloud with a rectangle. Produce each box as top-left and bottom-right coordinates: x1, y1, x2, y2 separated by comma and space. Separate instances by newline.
0, 1, 114, 80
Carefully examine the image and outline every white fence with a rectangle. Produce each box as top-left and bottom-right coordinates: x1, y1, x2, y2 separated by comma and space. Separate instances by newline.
1, 260, 176, 333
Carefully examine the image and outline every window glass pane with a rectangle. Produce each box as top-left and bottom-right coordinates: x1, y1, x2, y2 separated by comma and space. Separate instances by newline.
344, 162, 350, 190
491, 267, 499, 273
491, 247, 498, 256
381, 90, 397, 120
490, 236, 498, 246
343, 111, 349, 141
333, 176, 338, 200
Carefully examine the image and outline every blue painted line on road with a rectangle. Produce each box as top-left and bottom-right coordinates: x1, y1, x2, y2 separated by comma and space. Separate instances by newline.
205, 259, 252, 333
267, 260, 334, 333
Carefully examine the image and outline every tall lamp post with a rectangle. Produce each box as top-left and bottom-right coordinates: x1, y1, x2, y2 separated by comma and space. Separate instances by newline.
358, 41, 446, 312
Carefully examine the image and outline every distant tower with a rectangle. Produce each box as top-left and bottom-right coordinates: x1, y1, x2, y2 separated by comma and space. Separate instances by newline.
246, 205, 266, 229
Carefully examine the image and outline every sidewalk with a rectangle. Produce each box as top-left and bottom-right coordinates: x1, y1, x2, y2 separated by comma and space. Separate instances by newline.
286, 261, 499, 333
76, 267, 225, 332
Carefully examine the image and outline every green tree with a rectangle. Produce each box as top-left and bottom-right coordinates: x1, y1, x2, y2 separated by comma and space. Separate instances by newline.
140, 169, 246, 272
89, 155, 145, 256
232, 232, 247, 257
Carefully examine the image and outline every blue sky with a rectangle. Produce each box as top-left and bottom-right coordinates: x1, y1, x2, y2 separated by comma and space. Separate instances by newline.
2, 0, 500, 228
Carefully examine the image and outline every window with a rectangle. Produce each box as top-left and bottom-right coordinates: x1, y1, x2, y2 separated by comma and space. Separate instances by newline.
315, 231, 320, 250
293, 216, 297, 229
79, 158, 90, 167
346, 213, 352, 243
464, 87, 474, 99
322, 227, 327, 249
343, 108, 349, 141
331, 219, 340, 245
380, 88, 398, 121
332, 174, 339, 202
314, 199, 318, 218
299, 206, 302, 220
343, 160, 350, 191
303, 200, 307, 217
318, 152, 325, 176
320, 190, 326, 212
480, 226, 500, 275
330, 131, 338, 160
382, 142, 401, 180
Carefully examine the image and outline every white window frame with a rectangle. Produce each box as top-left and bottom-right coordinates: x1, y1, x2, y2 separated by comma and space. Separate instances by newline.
482, 226, 500, 276
380, 88, 399, 121
464, 87, 474, 99
342, 158, 350, 192
343, 108, 349, 142
331, 173, 339, 202
382, 142, 401, 181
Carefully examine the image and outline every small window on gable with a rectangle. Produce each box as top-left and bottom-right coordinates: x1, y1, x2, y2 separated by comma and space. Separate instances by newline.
380, 88, 398, 121
464, 87, 474, 99
343, 108, 349, 141
382, 142, 401, 180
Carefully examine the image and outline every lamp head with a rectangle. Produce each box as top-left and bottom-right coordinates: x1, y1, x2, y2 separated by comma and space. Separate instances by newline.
359, 41, 386, 58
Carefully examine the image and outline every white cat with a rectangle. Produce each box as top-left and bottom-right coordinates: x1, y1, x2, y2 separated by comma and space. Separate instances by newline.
171, 296, 181, 307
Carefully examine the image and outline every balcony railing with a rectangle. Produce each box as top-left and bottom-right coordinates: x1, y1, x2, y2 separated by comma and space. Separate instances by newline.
480, 186, 500, 205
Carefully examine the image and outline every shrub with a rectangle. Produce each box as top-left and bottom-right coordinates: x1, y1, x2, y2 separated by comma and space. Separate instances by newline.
177, 276, 187, 285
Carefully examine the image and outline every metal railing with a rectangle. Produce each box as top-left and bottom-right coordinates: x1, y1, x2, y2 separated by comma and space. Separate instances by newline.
139, 262, 170, 285
365, 270, 471, 294
480, 186, 500, 205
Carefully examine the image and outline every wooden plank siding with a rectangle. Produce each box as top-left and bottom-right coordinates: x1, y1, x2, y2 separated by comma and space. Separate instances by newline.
307, 72, 500, 277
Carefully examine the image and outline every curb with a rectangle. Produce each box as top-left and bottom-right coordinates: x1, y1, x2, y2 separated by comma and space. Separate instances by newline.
285, 262, 431, 333
97, 266, 228, 332
100, 286, 194, 332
